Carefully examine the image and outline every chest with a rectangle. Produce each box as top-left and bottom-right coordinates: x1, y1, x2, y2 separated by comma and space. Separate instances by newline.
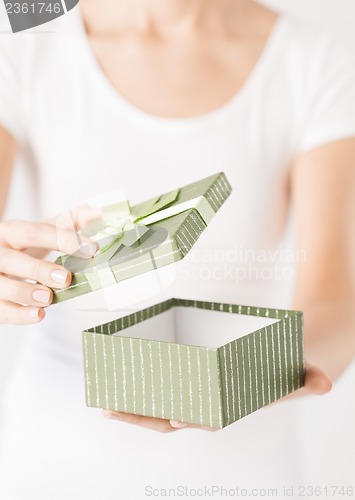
23, 35, 298, 249
85, 33, 268, 118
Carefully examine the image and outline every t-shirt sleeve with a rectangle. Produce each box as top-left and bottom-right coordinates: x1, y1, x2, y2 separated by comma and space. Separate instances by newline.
298, 40, 355, 154
0, 42, 25, 143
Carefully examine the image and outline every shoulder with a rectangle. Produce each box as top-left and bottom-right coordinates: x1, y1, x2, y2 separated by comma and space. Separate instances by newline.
275, 16, 355, 154
277, 14, 355, 73
273, 15, 355, 105
0, 7, 82, 78
0, 6, 82, 140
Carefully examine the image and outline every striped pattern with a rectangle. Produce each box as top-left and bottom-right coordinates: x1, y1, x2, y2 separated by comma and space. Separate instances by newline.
218, 318, 304, 426
82, 298, 304, 428
83, 333, 222, 428
53, 172, 232, 303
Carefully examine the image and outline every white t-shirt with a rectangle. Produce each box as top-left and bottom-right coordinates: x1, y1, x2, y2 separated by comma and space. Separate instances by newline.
0, 7, 355, 500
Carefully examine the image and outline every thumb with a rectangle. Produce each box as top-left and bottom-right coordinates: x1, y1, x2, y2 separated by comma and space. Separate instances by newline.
45, 204, 102, 232
304, 365, 333, 396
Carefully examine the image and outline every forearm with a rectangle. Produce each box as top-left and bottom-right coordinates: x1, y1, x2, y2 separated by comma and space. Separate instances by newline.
289, 138, 355, 382
0, 127, 17, 219
293, 298, 355, 381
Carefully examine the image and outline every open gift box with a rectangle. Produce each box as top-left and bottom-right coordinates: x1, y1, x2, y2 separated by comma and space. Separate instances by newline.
53, 172, 232, 303
82, 298, 305, 428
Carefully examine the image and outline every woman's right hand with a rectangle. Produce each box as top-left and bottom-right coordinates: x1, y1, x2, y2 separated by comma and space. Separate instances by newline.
0, 208, 99, 325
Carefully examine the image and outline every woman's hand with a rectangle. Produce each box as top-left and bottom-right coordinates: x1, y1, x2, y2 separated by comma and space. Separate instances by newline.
306, 365, 333, 394
102, 409, 219, 433
284, 361, 332, 400
102, 362, 332, 433
0, 205, 99, 324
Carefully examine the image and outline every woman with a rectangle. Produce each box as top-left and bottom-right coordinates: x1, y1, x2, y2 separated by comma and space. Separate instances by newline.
0, 0, 354, 498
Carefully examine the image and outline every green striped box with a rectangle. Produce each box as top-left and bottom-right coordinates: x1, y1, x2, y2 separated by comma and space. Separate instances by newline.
82, 298, 305, 428
53, 172, 232, 303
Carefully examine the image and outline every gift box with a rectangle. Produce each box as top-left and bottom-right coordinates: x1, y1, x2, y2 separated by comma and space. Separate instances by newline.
82, 298, 305, 428
53, 172, 232, 303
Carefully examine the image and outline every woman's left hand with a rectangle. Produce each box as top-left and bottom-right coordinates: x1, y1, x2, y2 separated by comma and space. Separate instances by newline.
102, 362, 332, 433
284, 362, 332, 400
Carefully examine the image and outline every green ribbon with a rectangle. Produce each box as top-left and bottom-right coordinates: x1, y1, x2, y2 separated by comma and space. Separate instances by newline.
92, 201, 149, 255
91, 188, 181, 255
62, 187, 216, 291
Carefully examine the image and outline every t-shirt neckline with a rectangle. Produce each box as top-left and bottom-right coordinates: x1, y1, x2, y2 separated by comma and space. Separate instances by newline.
74, 8, 285, 131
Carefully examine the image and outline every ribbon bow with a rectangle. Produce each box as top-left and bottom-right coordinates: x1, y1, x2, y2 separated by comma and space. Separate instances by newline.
59, 186, 216, 290
89, 188, 181, 254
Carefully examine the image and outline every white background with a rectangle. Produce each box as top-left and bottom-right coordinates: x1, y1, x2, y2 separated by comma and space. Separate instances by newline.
0, 0, 354, 489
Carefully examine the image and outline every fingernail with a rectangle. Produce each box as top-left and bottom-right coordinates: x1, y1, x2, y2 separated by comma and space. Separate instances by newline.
170, 420, 188, 428
32, 290, 51, 304
51, 269, 69, 286
29, 307, 40, 319
79, 242, 98, 258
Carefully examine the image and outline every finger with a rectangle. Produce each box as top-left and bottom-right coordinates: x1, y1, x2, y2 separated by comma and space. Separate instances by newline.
0, 275, 53, 307
282, 365, 333, 401
102, 410, 180, 433
0, 220, 98, 257
170, 420, 219, 432
303, 366, 333, 395
0, 248, 72, 288
0, 300, 45, 325
46, 204, 102, 231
